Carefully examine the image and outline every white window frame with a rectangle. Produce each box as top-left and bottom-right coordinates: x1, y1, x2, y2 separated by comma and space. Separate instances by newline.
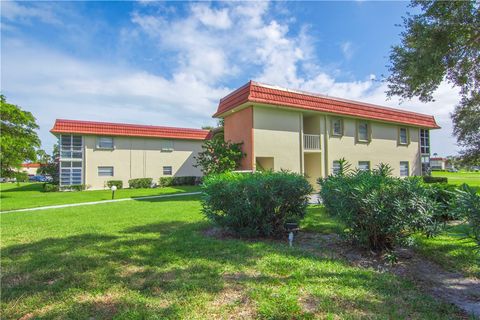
398, 127, 409, 145
332, 161, 341, 175
358, 161, 370, 171
161, 140, 174, 152
163, 166, 173, 176
97, 137, 114, 150
356, 121, 370, 143
331, 118, 343, 136
98, 166, 114, 177
400, 161, 409, 177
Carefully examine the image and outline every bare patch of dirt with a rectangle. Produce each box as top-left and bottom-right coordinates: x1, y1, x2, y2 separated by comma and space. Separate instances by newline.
208, 284, 256, 320
298, 293, 319, 313
76, 291, 124, 318
295, 232, 480, 318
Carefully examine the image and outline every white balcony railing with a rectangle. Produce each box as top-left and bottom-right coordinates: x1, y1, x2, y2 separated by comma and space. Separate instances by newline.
304, 134, 321, 150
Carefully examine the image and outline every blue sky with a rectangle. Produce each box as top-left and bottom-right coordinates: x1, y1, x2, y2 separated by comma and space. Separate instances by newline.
1, 1, 460, 156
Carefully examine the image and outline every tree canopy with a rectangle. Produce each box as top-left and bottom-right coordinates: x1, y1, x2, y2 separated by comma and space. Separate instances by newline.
0, 95, 41, 177
387, 0, 479, 163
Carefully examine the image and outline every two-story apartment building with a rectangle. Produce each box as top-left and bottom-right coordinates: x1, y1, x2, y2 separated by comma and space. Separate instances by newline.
50, 120, 209, 189
51, 81, 438, 189
214, 81, 437, 186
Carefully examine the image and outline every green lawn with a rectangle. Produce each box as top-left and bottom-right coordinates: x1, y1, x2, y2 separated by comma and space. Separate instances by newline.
413, 223, 480, 279
1, 199, 462, 319
431, 171, 480, 187
0, 183, 201, 211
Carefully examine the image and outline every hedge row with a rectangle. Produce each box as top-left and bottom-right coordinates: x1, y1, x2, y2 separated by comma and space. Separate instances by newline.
423, 176, 448, 184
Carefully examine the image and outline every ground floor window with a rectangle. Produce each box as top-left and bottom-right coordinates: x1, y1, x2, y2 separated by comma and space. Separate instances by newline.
332, 161, 341, 175
400, 161, 409, 177
163, 166, 173, 175
98, 166, 114, 176
358, 161, 370, 171
60, 161, 82, 185
421, 155, 430, 175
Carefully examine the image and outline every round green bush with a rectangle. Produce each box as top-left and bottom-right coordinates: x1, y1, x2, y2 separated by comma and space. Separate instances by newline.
201, 171, 313, 238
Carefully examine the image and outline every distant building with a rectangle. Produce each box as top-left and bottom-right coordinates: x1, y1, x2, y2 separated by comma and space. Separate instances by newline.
50, 120, 210, 189
20, 163, 41, 175
430, 157, 447, 170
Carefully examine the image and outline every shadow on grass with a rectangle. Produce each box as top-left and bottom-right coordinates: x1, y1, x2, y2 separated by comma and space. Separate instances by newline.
0, 183, 44, 193
1, 218, 461, 319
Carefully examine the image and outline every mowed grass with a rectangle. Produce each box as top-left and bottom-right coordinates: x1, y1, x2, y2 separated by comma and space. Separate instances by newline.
1, 199, 462, 319
413, 223, 480, 279
431, 171, 480, 187
0, 183, 200, 211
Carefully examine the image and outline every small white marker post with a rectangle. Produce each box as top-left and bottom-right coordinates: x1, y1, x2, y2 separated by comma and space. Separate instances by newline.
111, 185, 117, 199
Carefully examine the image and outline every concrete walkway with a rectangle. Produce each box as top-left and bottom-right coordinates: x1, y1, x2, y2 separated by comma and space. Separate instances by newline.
1, 192, 202, 214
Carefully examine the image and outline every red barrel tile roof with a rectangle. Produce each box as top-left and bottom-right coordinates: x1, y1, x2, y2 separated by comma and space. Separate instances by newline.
214, 81, 440, 128
51, 119, 211, 140
21, 163, 42, 168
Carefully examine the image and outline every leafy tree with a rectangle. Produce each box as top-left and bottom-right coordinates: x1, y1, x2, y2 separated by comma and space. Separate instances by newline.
37, 145, 60, 183
194, 139, 245, 175
386, 0, 480, 163
0, 95, 40, 177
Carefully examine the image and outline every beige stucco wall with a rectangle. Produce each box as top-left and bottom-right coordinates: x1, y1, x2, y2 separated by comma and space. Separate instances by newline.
325, 116, 421, 176
253, 106, 302, 172
21, 167, 38, 175
248, 104, 423, 180
83, 135, 203, 189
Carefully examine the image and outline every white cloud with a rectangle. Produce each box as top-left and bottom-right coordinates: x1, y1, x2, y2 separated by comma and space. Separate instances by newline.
0, 1, 63, 26
340, 41, 354, 60
191, 4, 232, 29
1, 39, 229, 152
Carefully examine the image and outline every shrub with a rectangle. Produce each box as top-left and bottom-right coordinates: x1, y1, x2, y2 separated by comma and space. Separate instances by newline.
60, 184, 86, 191
159, 177, 174, 187
107, 180, 123, 189
194, 138, 245, 175
319, 165, 440, 251
202, 171, 313, 238
172, 176, 198, 186
423, 176, 448, 184
427, 183, 459, 221
454, 184, 480, 246
128, 178, 153, 189
42, 183, 59, 192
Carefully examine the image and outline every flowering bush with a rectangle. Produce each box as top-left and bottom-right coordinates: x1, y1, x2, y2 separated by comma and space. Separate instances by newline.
194, 138, 244, 175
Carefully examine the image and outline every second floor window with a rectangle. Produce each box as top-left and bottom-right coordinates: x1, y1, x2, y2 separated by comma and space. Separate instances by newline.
399, 127, 408, 145
97, 137, 114, 149
60, 134, 82, 159
357, 121, 370, 142
420, 129, 430, 154
332, 118, 343, 136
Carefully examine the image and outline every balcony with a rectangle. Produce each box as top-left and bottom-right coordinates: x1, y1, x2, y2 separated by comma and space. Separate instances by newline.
304, 134, 321, 151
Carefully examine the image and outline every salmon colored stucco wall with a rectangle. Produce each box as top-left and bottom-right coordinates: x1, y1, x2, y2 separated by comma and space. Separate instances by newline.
224, 106, 254, 170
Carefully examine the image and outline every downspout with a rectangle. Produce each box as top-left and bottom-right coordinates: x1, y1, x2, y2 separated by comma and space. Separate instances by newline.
300, 113, 304, 174
324, 115, 329, 177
